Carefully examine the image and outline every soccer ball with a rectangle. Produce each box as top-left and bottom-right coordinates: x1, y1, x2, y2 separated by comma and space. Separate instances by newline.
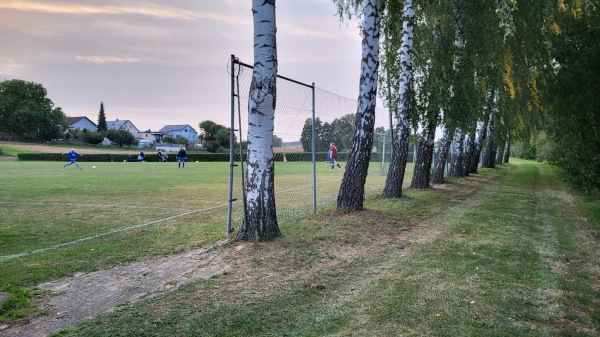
92, 166, 97, 169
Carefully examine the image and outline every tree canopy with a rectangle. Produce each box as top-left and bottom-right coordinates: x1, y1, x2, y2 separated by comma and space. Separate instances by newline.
0, 79, 68, 141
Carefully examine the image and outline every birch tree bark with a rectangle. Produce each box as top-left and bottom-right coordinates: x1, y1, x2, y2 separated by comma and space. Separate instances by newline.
238, 0, 281, 241
383, 0, 414, 198
469, 119, 487, 174
449, 128, 465, 178
482, 105, 496, 168
503, 133, 510, 163
432, 125, 451, 184
337, 0, 382, 212
462, 128, 476, 176
410, 118, 436, 189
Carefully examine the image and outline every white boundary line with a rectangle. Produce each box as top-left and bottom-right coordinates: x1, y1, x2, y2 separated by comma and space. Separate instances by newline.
0, 178, 343, 262
0, 201, 194, 212
0, 203, 228, 262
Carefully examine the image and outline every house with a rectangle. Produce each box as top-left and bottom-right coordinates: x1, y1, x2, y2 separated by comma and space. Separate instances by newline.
66, 116, 97, 132
107, 120, 140, 136
135, 131, 166, 147
158, 124, 198, 146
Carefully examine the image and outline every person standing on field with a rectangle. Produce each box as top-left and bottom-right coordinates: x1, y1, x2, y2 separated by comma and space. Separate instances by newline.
62, 149, 83, 170
328, 142, 341, 170
177, 145, 187, 168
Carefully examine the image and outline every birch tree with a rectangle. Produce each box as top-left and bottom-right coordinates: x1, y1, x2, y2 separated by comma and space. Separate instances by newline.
337, 0, 382, 212
237, 0, 281, 241
383, 0, 414, 198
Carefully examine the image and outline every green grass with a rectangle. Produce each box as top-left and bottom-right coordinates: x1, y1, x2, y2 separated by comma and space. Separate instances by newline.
0, 145, 38, 156
0, 159, 401, 286
3, 159, 597, 336
48, 159, 599, 336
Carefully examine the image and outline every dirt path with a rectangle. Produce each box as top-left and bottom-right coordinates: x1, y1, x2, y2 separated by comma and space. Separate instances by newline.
2, 241, 233, 337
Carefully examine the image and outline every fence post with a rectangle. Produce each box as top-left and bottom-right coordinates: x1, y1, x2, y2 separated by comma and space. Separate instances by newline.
227, 54, 236, 235
311, 83, 317, 216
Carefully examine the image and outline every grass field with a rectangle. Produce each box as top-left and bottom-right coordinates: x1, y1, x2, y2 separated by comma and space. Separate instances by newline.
0, 159, 410, 288
4, 159, 598, 336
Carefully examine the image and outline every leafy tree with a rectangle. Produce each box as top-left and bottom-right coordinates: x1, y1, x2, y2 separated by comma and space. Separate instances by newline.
106, 129, 137, 147
545, 0, 600, 191
97, 102, 107, 132
0, 79, 68, 141
272, 134, 283, 147
198, 120, 223, 142
215, 128, 231, 148
83, 131, 104, 145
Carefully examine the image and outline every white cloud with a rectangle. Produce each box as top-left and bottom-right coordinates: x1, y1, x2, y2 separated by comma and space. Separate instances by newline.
0, 57, 25, 76
75, 55, 147, 64
0, 1, 249, 24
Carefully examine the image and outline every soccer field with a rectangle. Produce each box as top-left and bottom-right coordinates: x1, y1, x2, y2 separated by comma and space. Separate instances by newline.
0, 160, 412, 287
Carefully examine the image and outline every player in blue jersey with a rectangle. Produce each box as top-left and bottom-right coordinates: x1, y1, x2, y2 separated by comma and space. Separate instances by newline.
63, 149, 83, 170
177, 145, 187, 168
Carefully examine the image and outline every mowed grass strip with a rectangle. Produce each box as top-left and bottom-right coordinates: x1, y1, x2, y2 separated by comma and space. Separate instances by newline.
0, 160, 401, 289
51, 159, 599, 337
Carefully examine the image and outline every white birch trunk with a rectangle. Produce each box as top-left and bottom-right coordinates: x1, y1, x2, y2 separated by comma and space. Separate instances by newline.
238, 0, 280, 241
450, 127, 465, 178
337, 0, 382, 211
383, 0, 414, 197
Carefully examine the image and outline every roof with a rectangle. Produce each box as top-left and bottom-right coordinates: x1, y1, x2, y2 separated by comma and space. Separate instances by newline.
106, 120, 129, 129
66, 116, 95, 126
158, 124, 197, 133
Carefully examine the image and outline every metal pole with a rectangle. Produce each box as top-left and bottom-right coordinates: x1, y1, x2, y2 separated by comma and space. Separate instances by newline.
381, 133, 385, 170
311, 83, 317, 216
227, 54, 235, 235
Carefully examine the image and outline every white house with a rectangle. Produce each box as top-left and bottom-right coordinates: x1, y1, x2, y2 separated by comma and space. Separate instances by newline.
107, 120, 140, 136
158, 124, 198, 146
66, 116, 97, 132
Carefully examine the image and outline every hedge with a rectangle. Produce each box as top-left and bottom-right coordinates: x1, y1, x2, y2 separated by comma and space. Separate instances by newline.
17, 152, 391, 163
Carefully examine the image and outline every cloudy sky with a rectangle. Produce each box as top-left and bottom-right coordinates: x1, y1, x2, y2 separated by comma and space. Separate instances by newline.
0, 0, 369, 132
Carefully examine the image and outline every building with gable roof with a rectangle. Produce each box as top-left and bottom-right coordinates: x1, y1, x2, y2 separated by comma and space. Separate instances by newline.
158, 124, 198, 146
66, 116, 97, 132
107, 119, 140, 136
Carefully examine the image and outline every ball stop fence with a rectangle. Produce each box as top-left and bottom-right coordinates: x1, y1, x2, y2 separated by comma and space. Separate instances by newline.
227, 54, 398, 234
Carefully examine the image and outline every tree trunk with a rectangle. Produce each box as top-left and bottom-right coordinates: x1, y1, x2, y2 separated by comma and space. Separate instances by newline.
410, 119, 436, 189
383, 0, 414, 198
336, 0, 382, 212
432, 125, 451, 184
469, 118, 487, 174
462, 128, 476, 176
482, 100, 496, 168
503, 133, 510, 163
495, 145, 505, 165
449, 128, 465, 178
238, 0, 281, 241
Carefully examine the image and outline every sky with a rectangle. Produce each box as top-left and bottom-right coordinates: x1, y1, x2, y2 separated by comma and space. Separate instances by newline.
0, 0, 369, 133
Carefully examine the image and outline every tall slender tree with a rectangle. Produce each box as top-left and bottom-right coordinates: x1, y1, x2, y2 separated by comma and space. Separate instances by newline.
383, 0, 415, 198
237, 0, 281, 241
97, 102, 107, 132
337, 0, 382, 212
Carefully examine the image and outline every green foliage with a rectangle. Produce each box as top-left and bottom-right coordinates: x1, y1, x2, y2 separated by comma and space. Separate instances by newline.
300, 115, 355, 152
272, 134, 283, 148
0, 79, 68, 141
97, 102, 107, 132
105, 129, 138, 147
82, 131, 104, 145
0, 285, 36, 323
545, 1, 600, 192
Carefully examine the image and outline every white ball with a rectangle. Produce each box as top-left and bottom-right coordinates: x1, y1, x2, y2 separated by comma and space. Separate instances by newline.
92, 166, 96, 169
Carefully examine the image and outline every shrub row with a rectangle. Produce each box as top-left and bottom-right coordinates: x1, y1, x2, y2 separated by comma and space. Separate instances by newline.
17, 153, 230, 162
17, 152, 391, 163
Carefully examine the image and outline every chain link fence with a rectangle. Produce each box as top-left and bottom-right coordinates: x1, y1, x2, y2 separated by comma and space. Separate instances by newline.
227, 55, 404, 231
